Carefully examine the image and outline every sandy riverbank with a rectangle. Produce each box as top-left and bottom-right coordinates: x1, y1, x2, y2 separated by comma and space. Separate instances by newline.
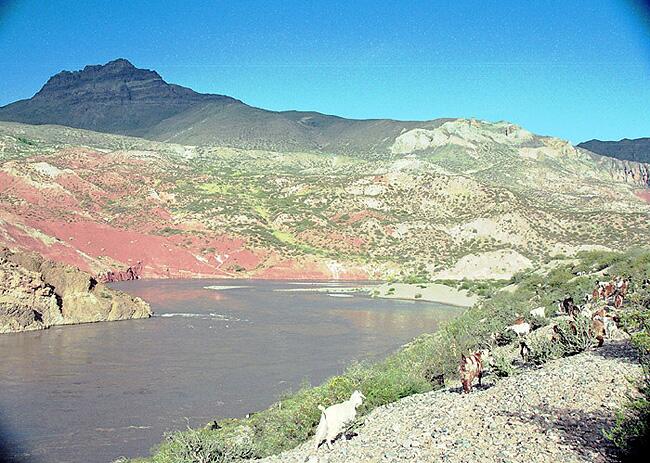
367, 283, 478, 307
272, 282, 478, 307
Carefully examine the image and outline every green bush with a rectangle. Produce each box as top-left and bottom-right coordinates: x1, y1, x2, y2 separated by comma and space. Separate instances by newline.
605, 388, 650, 460
527, 335, 564, 365
491, 351, 516, 377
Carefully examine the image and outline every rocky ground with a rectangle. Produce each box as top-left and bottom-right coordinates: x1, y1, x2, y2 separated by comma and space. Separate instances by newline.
260, 341, 641, 463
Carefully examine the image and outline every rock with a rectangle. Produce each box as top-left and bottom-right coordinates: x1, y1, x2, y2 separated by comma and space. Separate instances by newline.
0, 247, 151, 333
98, 261, 144, 283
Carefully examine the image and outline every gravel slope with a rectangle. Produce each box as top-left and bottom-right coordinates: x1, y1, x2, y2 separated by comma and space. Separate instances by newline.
260, 341, 640, 463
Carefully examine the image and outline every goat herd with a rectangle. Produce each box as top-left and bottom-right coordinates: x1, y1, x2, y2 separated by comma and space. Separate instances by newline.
313, 277, 636, 450
460, 277, 632, 394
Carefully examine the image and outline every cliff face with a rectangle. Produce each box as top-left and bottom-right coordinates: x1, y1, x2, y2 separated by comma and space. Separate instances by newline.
0, 247, 151, 334
584, 149, 650, 188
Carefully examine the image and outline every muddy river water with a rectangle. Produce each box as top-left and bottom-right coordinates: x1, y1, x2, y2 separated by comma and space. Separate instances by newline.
0, 279, 460, 462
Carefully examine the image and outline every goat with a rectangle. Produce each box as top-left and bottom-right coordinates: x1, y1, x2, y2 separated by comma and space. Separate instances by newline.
507, 317, 531, 337
314, 390, 365, 450
519, 340, 531, 363
592, 307, 618, 338
530, 306, 546, 318
591, 319, 605, 347
616, 278, 630, 297
459, 351, 486, 394
614, 293, 624, 309
558, 296, 579, 317
594, 281, 617, 301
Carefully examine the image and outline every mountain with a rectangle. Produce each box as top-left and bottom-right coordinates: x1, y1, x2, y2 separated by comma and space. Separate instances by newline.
0, 58, 448, 153
1, 59, 649, 280
1, 119, 649, 281
578, 138, 650, 164
0, 58, 236, 136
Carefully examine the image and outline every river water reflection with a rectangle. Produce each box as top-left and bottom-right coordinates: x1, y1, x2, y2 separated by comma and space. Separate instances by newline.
0, 279, 460, 462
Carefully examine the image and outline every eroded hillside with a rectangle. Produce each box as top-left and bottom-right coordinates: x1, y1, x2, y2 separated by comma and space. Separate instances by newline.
0, 119, 649, 280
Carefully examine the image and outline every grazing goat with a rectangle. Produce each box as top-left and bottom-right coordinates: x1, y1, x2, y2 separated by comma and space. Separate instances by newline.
530, 306, 546, 318
592, 307, 618, 337
519, 340, 531, 363
459, 351, 486, 393
558, 296, 579, 317
508, 317, 531, 337
614, 293, 624, 309
314, 390, 365, 449
591, 319, 605, 347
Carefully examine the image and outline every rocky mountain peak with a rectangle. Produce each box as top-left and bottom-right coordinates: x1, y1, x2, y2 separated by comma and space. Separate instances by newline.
0, 58, 239, 134
35, 58, 165, 98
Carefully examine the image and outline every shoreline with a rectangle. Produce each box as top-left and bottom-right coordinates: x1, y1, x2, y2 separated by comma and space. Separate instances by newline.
112, 278, 479, 308
361, 282, 478, 307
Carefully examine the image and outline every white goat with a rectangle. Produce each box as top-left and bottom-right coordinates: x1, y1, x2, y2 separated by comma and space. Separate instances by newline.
507, 318, 531, 337
314, 390, 365, 449
530, 307, 546, 318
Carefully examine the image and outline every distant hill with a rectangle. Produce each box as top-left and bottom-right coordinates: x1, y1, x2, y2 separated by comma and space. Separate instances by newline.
578, 138, 650, 163
1, 118, 649, 281
0, 58, 448, 153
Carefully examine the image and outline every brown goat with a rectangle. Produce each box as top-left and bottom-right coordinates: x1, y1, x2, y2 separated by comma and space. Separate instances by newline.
459, 351, 484, 394
591, 319, 605, 347
558, 296, 579, 317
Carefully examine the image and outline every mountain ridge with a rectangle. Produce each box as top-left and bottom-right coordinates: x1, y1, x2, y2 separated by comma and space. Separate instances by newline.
578, 138, 650, 164
0, 58, 450, 153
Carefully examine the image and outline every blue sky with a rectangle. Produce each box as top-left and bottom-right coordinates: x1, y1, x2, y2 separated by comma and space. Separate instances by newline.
0, 0, 648, 142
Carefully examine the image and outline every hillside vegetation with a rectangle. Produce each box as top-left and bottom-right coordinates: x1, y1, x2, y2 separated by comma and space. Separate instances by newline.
1, 119, 649, 281
124, 248, 650, 462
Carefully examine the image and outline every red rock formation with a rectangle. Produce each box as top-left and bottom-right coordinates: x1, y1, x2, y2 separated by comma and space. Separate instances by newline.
99, 261, 144, 282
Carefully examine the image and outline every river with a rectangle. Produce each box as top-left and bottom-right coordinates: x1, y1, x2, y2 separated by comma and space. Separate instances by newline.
0, 279, 461, 462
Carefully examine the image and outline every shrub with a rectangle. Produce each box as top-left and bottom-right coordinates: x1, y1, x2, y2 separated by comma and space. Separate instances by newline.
605, 389, 650, 460
555, 316, 595, 356
490, 351, 516, 377
527, 336, 564, 365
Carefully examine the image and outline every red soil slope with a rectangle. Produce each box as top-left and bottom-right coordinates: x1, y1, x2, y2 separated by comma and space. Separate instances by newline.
0, 148, 369, 280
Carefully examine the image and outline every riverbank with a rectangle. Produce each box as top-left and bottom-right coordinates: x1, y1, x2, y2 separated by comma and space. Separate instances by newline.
366, 282, 478, 307
261, 340, 641, 463
133, 249, 650, 463
271, 282, 478, 307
